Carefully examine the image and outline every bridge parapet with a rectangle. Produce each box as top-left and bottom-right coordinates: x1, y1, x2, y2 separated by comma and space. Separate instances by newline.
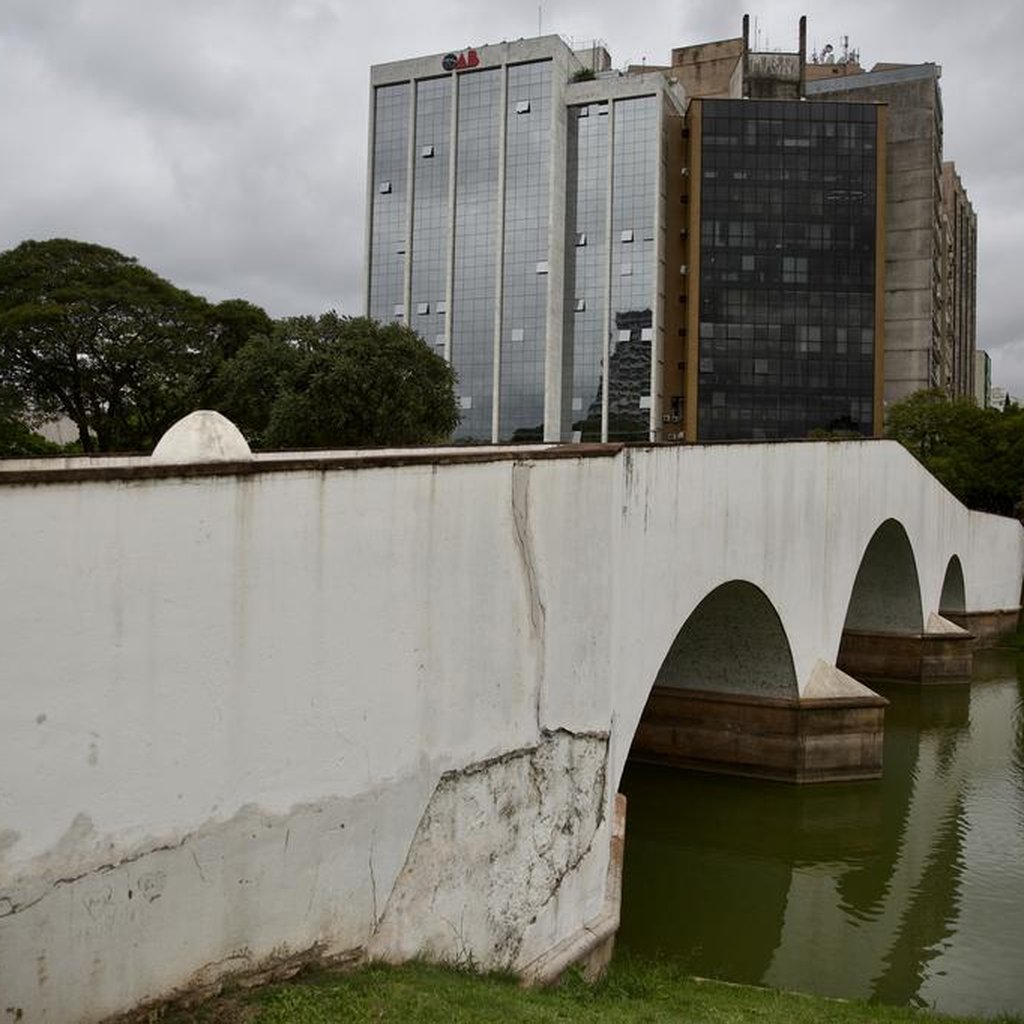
1, 428, 1021, 1020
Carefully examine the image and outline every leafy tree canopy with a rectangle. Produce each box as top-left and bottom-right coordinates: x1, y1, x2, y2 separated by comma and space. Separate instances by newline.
213, 313, 459, 449
0, 238, 252, 453
0, 385, 65, 456
1, 240, 457, 455
886, 389, 1024, 520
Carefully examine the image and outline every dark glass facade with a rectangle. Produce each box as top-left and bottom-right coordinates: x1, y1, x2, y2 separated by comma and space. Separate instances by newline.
697, 99, 878, 440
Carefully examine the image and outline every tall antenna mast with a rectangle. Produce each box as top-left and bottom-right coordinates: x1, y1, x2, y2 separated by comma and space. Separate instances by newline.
538, 5, 542, 36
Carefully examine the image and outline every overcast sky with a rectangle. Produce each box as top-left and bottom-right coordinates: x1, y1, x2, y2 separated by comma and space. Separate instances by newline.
2, 0, 1021, 396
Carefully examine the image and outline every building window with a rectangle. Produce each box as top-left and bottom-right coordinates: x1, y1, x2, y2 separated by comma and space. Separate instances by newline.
459, 395, 473, 410
436, 300, 447, 314
620, 262, 633, 276
379, 180, 392, 194
578, 106, 589, 118
572, 397, 583, 411
515, 99, 531, 114
782, 256, 808, 283
620, 229, 634, 243
576, 232, 587, 246
421, 145, 435, 158
640, 327, 653, 342
511, 328, 525, 342
417, 302, 430, 315
536, 260, 549, 274
575, 298, 586, 312
618, 329, 632, 342
393, 304, 405, 318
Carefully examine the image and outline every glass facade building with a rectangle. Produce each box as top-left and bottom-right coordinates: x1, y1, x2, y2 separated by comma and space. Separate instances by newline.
366, 37, 682, 444
366, 31, 891, 446
693, 98, 882, 440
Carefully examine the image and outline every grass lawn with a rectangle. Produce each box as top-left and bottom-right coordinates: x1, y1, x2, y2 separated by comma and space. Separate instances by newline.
159, 957, 1024, 1024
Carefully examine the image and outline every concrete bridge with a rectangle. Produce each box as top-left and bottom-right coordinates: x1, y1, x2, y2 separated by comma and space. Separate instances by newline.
1, 417, 1021, 1021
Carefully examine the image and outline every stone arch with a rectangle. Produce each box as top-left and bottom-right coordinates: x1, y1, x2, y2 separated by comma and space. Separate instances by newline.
843, 518, 923, 634
938, 555, 966, 615
624, 582, 873, 785
653, 580, 799, 700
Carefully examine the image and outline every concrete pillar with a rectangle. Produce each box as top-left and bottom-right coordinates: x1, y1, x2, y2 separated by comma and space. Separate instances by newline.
629, 662, 887, 784
837, 612, 974, 684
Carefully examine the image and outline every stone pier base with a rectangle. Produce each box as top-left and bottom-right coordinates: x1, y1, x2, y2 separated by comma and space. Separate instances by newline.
838, 614, 974, 684
944, 608, 1020, 646
628, 664, 887, 784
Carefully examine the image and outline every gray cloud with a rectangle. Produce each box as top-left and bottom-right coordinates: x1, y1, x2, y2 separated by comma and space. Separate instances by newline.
2, 0, 1021, 395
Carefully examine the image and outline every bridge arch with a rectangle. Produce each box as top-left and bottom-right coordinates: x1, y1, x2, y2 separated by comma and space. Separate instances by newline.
842, 518, 923, 634
623, 580, 809, 785
938, 555, 966, 616
652, 580, 799, 699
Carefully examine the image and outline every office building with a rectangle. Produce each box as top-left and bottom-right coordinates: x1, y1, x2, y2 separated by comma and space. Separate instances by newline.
974, 350, 991, 409
366, 37, 685, 443
804, 59, 977, 403
941, 162, 977, 399
364, 20, 975, 443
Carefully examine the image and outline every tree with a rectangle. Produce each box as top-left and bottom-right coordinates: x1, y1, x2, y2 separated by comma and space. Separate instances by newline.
886, 389, 1024, 520
0, 385, 65, 456
214, 313, 459, 449
0, 239, 231, 452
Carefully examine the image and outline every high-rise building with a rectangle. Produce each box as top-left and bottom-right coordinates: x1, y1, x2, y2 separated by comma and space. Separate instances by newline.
364, 21, 976, 443
366, 37, 685, 443
975, 350, 991, 409
804, 60, 977, 403
942, 162, 977, 399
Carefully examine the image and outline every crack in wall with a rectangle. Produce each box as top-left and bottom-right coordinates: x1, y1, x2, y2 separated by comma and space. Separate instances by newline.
0, 829, 191, 919
511, 463, 547, 729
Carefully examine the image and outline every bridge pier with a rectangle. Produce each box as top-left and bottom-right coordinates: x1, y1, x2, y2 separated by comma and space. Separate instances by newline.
629, 662, 887, 784
943, 607, 1020, 646
837, 613, 974, 684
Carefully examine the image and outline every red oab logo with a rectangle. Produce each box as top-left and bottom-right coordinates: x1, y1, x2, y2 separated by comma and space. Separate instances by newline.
442, 48, 480, 71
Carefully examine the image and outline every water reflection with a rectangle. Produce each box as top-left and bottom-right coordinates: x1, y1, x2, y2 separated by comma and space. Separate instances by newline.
618, 651, 1024, 1017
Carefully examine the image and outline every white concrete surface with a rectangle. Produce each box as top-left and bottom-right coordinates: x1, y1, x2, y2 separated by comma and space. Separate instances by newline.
151, 410, 252, 463
0, 436, 1021, 1021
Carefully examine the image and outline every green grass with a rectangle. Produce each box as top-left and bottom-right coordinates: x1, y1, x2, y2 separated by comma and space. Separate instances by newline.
160, 956, 1024, 1024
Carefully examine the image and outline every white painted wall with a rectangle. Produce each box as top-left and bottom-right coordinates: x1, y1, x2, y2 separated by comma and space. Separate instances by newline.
1, 439, 1020, 1021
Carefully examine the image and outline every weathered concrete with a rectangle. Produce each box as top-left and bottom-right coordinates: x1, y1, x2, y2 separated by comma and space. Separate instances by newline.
368, 729, 608, 970
946, 608, 1020, 644
630, 664, 887, 783
838, 628, 974, 683
1, 436, 1022, 1021
151, 410, 252, 464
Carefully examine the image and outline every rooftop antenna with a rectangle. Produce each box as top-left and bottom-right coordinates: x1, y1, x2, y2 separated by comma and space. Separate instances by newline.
538, 4, 542, 36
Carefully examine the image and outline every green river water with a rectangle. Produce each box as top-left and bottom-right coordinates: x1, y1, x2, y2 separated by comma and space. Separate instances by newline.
618, 648, 1024, 1019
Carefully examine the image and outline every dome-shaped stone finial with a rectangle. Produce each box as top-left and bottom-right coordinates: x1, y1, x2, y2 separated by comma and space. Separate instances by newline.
151, 410, 252, 464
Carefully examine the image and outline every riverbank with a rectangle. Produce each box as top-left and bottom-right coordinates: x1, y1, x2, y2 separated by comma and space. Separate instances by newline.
157, 957, 1023, 1023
